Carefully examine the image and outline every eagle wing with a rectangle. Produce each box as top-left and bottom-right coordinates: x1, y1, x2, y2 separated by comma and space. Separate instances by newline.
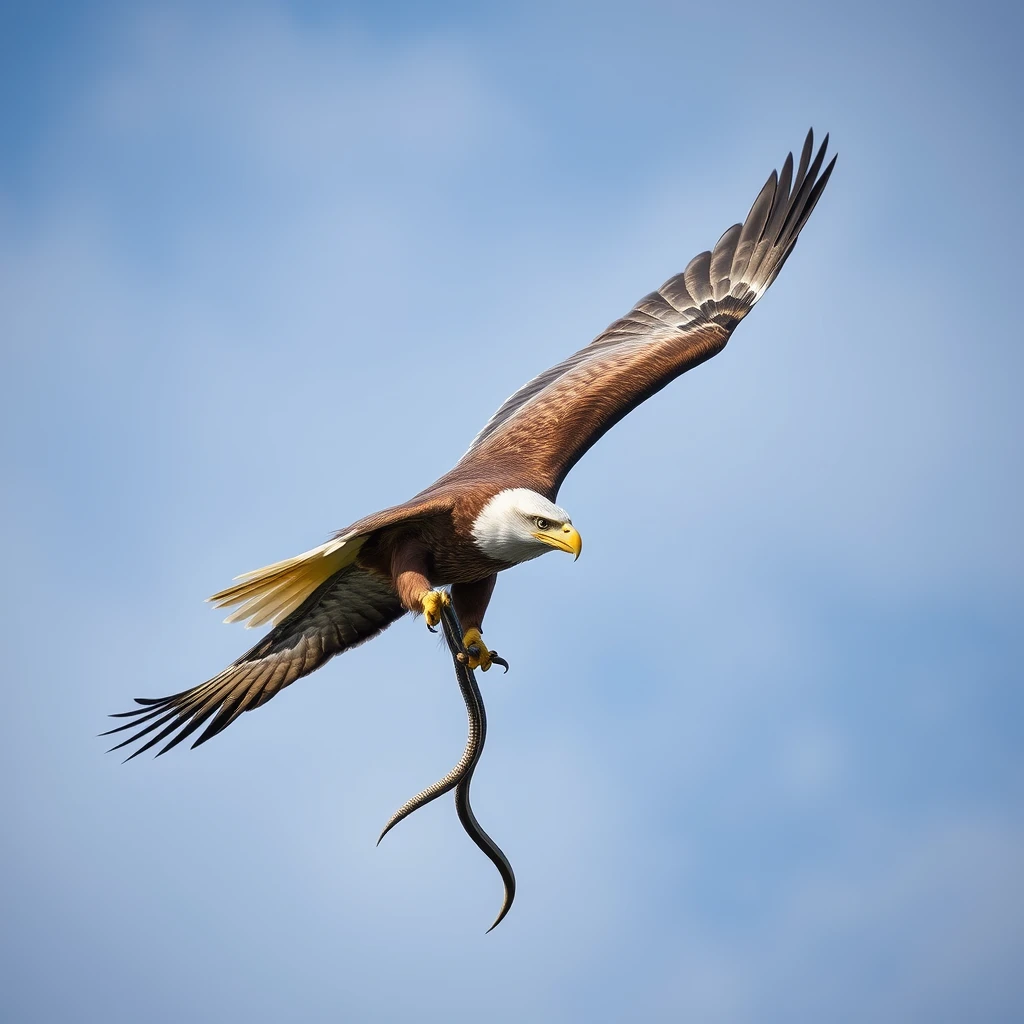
105, 563, 405, 758
455, 130, 836, 497
107, 494, 455, 757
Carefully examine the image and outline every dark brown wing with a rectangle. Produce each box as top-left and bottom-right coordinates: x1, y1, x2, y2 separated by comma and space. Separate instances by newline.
454, 130, 836, 498
105, 563, 405, 759
108, 492, 457, 757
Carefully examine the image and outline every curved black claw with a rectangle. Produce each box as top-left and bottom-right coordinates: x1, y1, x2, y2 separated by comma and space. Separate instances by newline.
460, 644, 510, 674
427, 623, 438, 634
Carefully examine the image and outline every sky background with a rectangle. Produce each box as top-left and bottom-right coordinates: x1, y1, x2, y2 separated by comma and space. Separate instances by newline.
2, 1, 1022, 1021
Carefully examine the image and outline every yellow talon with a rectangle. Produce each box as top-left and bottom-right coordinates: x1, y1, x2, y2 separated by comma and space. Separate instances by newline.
462, 627, 498, 672
421, 589, 449, 629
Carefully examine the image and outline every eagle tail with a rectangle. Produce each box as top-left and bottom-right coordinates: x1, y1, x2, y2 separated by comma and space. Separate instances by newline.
207, 534, 367, 629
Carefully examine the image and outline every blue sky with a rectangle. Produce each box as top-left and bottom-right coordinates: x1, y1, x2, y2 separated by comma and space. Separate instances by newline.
2, 1, 1022, 1021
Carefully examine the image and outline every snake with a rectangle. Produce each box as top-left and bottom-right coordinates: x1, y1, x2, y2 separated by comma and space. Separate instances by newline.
377, 599, 516, 932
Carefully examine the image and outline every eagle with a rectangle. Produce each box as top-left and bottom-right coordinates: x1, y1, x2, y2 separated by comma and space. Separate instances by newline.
107, 130, 836, 759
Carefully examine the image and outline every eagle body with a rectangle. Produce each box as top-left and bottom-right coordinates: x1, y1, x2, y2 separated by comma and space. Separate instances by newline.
108, 131, 836, 758
343, 486, 575, 635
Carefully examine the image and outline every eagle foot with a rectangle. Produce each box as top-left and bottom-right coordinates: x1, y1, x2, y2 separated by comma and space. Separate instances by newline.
458, 627, 509, 673
421, 589, 450, 632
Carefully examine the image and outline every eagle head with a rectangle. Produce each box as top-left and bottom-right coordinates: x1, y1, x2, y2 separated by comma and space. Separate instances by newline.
471, 488, 582, 565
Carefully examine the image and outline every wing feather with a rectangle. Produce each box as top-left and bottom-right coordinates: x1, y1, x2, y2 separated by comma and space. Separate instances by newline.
683, 249, 714, 305
659, 272, 697, 313
763, 153, 795, 250
730, 168, 776, 287
105, 564, 404, 758
710, 223, 742, 300
456, 130, 836, 495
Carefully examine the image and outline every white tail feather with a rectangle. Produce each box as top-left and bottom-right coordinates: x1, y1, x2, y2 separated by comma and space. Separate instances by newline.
223, 575, 310, 627
208, 535, 367, 628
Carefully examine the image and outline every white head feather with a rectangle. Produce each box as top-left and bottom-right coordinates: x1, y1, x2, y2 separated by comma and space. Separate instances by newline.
471, 488, 573, 564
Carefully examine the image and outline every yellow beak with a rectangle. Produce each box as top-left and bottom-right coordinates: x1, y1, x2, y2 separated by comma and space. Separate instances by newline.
533, 523, 582, 560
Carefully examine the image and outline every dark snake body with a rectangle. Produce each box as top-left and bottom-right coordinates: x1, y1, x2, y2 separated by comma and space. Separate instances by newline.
377, 601, 515, 931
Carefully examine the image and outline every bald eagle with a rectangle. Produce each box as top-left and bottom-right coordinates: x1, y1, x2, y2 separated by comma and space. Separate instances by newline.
107, 130, 836, 759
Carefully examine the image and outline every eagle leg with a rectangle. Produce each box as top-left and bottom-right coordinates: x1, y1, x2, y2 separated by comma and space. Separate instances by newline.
459, 627, 510, 674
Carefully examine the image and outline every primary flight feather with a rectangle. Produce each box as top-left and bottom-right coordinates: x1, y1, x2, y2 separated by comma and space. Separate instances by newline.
107, 130, 836, 759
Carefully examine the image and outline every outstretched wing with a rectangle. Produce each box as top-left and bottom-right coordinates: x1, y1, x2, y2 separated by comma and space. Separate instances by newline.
455, 130, 836, 497
105, 563, 405, 759
107, 492, 456, 758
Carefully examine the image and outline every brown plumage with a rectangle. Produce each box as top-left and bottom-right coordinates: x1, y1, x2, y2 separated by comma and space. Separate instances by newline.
106, 129, 836, 759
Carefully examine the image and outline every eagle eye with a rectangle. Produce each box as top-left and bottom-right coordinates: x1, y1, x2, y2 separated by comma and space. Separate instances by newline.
535, 517, 551, 531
